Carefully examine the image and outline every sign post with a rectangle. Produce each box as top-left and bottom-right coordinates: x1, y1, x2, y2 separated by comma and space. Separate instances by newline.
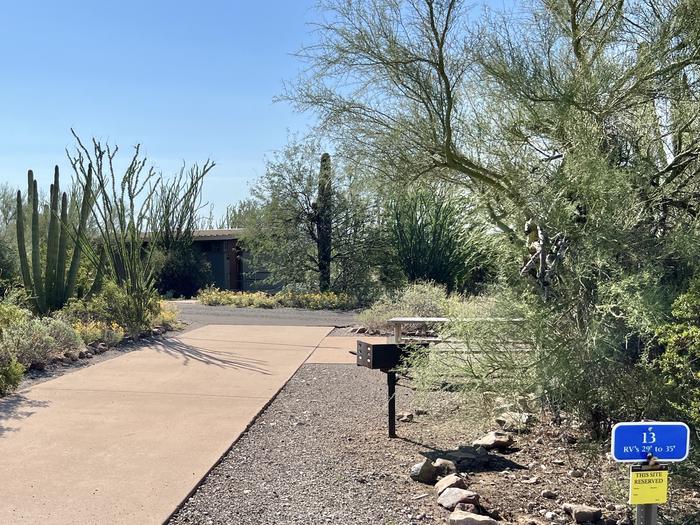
611, 422, 690, 525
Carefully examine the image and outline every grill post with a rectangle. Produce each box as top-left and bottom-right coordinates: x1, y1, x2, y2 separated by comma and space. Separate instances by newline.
387, 371, 396, 438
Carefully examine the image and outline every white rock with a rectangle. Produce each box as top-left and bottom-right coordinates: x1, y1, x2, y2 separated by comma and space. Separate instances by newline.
448, 510, 497, 525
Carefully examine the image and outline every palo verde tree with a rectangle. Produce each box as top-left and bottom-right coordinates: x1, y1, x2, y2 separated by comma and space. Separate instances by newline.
290, 0, 700, 431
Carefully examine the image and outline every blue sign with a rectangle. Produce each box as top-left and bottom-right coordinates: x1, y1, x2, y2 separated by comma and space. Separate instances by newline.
611, 422, 690, 463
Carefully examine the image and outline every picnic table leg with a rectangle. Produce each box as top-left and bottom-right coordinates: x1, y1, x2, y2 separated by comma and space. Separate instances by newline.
393, 323, 402, 343
387, 371, 396, 438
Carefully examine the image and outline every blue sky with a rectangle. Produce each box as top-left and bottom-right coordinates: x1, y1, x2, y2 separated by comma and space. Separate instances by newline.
0, 0, 317, 211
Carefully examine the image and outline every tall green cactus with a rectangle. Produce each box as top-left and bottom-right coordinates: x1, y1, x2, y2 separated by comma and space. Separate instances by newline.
15, 165, 97, 313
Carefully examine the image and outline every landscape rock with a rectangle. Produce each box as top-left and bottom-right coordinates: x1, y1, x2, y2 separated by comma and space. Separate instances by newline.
495, 411, 534, 432
448, 510, 497, 525
455, 503, 479, 513
472, 431, 514, 450
541, 489, 558, 499
96, 342, 108, 354
397, 412, 414, 422
435, 473, 467, 495
434, 458, 457, 476
437, 488, 480, 510
410, 459, 438, 484
568, 469, 584, 478
563, 503, 602, 523
64, 351, 79, 362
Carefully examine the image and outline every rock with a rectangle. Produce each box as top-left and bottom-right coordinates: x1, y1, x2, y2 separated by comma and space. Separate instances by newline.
545, 511, 558, 521
568, 469, 584, 478
522, 476, 539, 484
563, 503, 602, 523
84, 350, 94, 359
541, 489, 558, 499
472, 431, 514, 450
616, 518, 632, 525
437, 488, 480, 510
397, 412, 414, 422
448, 510, 497, 525
410, 459, 438, 484
96, 342, 108, 353
455, 503, 479, 513
495, 411, 534, 432
415, 408, 428, 416
434, 458, 457, 476
78, 350, 87, 359
435, 474, 467, 495
64, 351, 79, 362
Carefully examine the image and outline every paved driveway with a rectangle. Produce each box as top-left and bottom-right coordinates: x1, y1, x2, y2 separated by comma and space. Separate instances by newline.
0, 324, 334, 524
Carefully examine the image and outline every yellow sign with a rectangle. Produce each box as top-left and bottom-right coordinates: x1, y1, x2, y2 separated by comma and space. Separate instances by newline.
629, 468, 668, 505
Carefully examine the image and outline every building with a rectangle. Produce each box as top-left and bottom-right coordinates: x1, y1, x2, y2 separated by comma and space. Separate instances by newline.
191, 229, 273, 291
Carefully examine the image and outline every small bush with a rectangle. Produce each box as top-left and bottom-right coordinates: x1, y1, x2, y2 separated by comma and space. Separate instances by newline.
154, 301, 181, 331
72, 320, 125, 346
0, 346, 24, 395
358, 281, 456, 332
0, 317, 83, 369
197, 286, 357, 310
59, 281, 159, 336
0, 302, 31, 334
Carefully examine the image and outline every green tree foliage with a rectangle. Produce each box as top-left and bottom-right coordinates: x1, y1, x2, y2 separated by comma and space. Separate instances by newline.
291, 0, 700, 431
243, 137, 381, 295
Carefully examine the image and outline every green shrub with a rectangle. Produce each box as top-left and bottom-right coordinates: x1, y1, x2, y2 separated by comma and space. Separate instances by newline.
59, 281, 160, 336
358, 281, 456, 332
156, 245, 213, 298
0, 302, 31, 334
0, 317, 82, 369
0, 346, 24, 395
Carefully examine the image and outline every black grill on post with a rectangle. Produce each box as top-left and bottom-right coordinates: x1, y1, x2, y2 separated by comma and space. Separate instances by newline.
357, 341, 425, 438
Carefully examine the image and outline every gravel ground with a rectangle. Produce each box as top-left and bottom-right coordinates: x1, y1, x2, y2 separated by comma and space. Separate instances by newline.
168, 364, 444, 525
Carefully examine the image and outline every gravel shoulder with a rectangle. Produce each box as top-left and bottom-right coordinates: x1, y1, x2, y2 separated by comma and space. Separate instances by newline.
168, 364, 699, 525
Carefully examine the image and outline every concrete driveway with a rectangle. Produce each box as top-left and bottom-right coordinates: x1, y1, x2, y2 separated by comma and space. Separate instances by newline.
0, 324, 338, 524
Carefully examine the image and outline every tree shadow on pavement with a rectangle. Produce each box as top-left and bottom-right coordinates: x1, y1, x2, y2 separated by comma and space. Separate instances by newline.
0, 394, 50, 438
149, 337, 272, 375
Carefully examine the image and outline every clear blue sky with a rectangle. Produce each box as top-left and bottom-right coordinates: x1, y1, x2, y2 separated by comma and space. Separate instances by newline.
0, 0, 317, 212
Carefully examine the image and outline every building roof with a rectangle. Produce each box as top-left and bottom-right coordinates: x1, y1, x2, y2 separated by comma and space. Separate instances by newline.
191, 229, 244, 241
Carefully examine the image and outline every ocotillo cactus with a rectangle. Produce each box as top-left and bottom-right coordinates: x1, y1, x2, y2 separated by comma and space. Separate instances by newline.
317, 153, 332, 292
15, 166, 97, 313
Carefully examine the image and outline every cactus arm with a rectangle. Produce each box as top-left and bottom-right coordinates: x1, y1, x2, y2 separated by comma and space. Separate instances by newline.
15, 189, 33, 293
30, 180, 46, 313
65, 165, 93, 300
55, 192, 69, 303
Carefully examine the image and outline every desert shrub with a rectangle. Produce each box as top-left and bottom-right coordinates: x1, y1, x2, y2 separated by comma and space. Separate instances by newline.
358, 281, 456, 332
0, 317, 82, 369
0, 346, 24, 395
156, 245, 213, 298
0, 237, 18, 296
72, 320, 125, 346
59, 281, 159, 336
0, 302, 31, 334
154, 301, 181, 331
197, 286, 357, 310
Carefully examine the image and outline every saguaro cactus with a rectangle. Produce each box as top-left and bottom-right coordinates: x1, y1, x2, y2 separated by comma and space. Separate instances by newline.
317, 153, 332, 292
15, 166, 98, 313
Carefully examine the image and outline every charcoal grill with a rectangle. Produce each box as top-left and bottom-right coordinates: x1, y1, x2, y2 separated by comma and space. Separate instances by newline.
356, 340, 426, 438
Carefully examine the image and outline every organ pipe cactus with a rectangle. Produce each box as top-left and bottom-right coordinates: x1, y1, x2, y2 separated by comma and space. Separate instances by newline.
15, 166, 100, 313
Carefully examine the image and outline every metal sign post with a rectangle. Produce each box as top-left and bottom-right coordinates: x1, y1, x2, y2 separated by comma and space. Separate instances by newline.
611, 422, 690, 525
